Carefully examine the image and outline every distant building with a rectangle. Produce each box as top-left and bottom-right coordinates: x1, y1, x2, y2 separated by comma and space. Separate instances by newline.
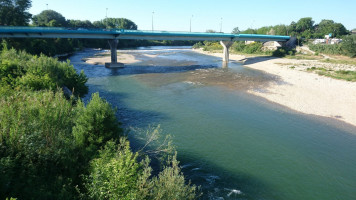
330, 38, 342, 44
352, 30, 356, 35
313, 38, 342, 45
313, 39, 326, 44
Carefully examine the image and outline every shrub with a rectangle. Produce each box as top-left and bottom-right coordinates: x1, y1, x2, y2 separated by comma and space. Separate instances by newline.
85, 140, 141, 200
202, 41, 222, 51
308, 43, 344, 55
342, 35, 356, 58
192, 42, 204, 49
272, 47, 296, 57
0, 48, 88, 97
232, 41, 246, 52
0, 90, 78, 199
85, 140, 199, 200
73, 93, 123, 156
243, 42, 263, 54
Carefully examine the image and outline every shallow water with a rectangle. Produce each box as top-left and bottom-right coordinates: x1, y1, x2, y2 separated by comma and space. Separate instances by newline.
70, 47, 356, 200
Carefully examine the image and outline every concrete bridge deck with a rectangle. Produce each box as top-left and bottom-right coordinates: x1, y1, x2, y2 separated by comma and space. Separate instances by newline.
0, 26, 291, 67
0, 26, 290, 41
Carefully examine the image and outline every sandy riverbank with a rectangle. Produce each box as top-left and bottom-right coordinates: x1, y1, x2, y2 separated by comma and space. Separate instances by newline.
83, 51, 143, 65
194, 49, 356, 127
85, 49, 356, 127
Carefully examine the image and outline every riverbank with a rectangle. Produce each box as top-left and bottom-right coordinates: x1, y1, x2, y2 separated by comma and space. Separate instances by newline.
84, 49, 356, 127
194, 48, 356, 127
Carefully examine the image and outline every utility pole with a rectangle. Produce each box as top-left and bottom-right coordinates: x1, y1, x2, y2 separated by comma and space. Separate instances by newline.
190, 15, 193, 32
106, 8, 108, 18
220, 17, 223, 33
152, 11, 155, 31
46, 4, 48, 10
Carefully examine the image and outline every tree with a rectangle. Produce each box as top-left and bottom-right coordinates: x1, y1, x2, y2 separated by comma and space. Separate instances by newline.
315, 19, 348, 38
32, 10, 67, 27
93, 18, 137, 30
273, 25, 288, 35
205, 29, 217, 33
256, 26, 272, 35
231, 27, 240, 34
0, 0, 31, 26
296, 17, 314, 33
288, 21, 297, 36
241, 28, 257, 34
67, 19, 94, 28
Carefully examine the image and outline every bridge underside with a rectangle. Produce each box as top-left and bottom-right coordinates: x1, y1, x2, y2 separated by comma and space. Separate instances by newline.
0, 27, 291, 68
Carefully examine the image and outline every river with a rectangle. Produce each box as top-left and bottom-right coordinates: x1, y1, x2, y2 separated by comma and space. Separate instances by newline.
69, 47, 356, 200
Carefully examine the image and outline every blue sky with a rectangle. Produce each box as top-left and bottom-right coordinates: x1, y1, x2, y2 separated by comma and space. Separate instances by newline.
30, 0, 356, 32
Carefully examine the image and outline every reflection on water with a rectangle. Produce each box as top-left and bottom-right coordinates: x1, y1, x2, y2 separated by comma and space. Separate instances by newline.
71, 47, 356, 200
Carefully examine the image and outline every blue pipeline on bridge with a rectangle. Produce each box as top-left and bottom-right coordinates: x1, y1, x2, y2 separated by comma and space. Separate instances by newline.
0, 26, 290, 41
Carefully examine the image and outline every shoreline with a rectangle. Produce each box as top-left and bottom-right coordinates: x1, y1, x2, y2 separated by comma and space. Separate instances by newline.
193, 49, 356, 127
84, 48, 356, 127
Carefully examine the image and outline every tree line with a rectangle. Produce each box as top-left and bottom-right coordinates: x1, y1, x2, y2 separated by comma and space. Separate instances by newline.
0, 0, 194, 56
233, 17, 350, 39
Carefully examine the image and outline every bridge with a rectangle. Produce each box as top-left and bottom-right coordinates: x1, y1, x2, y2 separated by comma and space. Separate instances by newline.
0, 26, 291, 67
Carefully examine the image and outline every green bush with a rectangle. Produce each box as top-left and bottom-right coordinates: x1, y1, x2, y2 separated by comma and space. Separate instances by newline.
85, 140, 142, 200
232, 41, 264, 54
0, 91, 126, 199
73, 93, 123, 156
243, 42, 263, 54
232, 41, 246, 52
342, 35, 356, 58
85, 140, 199, 200
202, 41, 223, 51
309, 43, 344, 55
272, 47, 296, 57
0, 48, 199, 199
192, 42, 204, 49
0, 47, 88, 97
0, 90, 78, 199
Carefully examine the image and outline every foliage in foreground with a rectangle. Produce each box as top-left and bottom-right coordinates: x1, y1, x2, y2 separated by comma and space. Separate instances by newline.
0, 49, 199, 199
0, 47, 88, 97
85, 140, 199, 200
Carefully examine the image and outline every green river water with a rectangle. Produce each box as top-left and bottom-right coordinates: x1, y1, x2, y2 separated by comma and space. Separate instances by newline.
70, 47, 356, 200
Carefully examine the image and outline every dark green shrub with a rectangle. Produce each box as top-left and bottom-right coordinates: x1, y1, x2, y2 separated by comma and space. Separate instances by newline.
0, 48, 88, 97
85, 140, 142, 200
243, 42, 263, 54
272, 47, 296, 57
85, 140, 199, 200
232, 41, 246, 52
192, 42, 204, 49
308, 43, 344, 55
73, 93, 123, 156
342, 35, 356, 58
0, 91, 78, 199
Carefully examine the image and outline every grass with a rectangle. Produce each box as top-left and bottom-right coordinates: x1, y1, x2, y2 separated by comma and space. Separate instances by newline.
285, 53, 323, 60
321, 58, 356, 66
307, 67, 356, 82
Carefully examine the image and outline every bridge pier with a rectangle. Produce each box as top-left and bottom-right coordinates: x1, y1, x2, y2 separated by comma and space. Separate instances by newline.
105, 39, 124, 68
220, 41, 233, 68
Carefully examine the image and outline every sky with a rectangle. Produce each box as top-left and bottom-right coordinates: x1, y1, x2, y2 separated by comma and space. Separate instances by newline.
29, 0, 356, 33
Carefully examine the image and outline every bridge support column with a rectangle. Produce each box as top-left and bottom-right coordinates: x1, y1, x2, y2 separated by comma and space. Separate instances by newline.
105, 39, 124, 68
220, 41, 233, 68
